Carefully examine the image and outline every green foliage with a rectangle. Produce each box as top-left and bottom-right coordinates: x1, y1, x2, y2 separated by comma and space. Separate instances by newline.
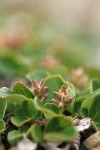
0, 21, 99, 150
11, 100, 37, 127
91, 79, 100, 93
0, 60, 99, 149
26, 70, 50, 82
0, 97, 7, 119
65, 82, 76, 113
13, 82, 34, 99
44, 75, 64, 103
88, 93, 100, 130
0, 119, 6, 133
34, 98, 57, 119
44, 116, 77, 142
28, 124, 43, 143
44, 103, 59, 114
0, 87, 12, 98
6, 94, 32, 113
49, 66, 68, 79
0, 54, 22, 78
7, 130, 23, 145
73, 95, 87, 114
0, 98, 6, 133
81, 93, 100, 130
0, 77, 79, 148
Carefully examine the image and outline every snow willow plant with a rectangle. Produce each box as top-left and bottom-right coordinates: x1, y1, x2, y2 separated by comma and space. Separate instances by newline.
0, 75, 100, 150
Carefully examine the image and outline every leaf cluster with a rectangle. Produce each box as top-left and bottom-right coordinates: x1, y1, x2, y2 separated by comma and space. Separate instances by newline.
0, 75, 77, 148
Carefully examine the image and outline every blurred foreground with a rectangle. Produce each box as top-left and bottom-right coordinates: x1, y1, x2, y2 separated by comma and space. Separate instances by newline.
0, 0, 100, 83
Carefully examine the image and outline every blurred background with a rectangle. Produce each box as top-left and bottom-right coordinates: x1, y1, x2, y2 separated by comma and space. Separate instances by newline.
0, 0, 100, 84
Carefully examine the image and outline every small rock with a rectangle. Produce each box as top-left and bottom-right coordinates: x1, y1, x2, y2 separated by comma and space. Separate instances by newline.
71, 134, 80, 150
83, 132, 100, 150
42, 143, 70, 150
42, 143, 61, 150
76, 118, 91, 132
92, 147, 100, 150
10, 136, 37, 150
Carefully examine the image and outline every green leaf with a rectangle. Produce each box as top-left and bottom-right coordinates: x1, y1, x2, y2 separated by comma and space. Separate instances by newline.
91, 79, 100, 92
0, 120, 6, 133
50, 66, 68, 79
11, 100, 37, 127
13, 82, 34, 99
44, 75, 64, 103
81, 92, 100, 130
73, 95, 87, 114
66, 82, 76, 99
0, 54, 21, 77
7, 130, 23, 145
0, 87, 12, 98
44, 103, 59, 114
72, 113, 78, 119
44, 116, 77, 142
80, 108, 89, 118
34, 98, 57, 119
86, 68, 100, 80
26, 70, 49, 82
65, 82, 76, 113
19, 125, 29, 133
88, 93, 100, 130
6, 94, 33, 113
35, 111, 45, 120
21, 100, 37, 118
11, 111, 31, 127
29, 124, 43, 143
0, 98, 7, 119
81, 93, 98, 117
